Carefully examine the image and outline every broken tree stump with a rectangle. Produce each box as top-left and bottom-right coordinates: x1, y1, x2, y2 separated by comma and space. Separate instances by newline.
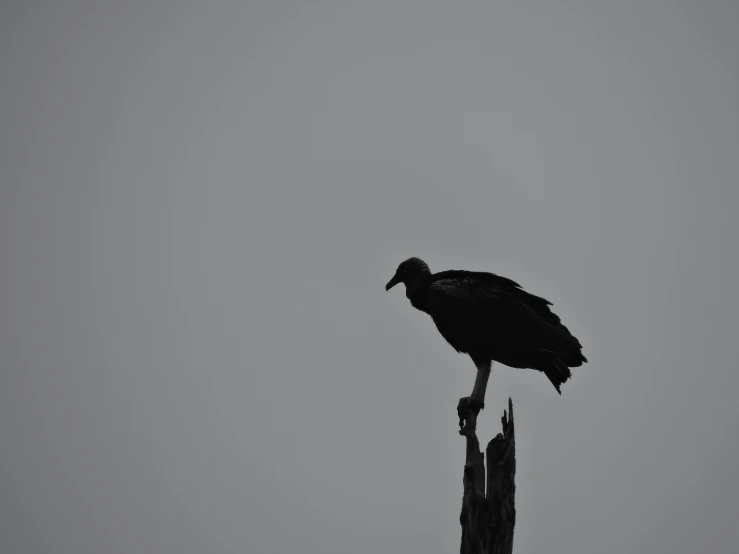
459, 397, 516, 554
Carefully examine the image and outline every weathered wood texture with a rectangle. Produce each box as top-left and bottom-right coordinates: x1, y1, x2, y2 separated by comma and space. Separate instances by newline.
459, 398, 516, 554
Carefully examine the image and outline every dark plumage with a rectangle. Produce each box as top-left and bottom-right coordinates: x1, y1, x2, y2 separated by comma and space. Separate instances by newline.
385, 257, 587, 396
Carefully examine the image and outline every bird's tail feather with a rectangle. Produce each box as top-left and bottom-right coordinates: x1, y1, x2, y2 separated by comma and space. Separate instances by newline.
541, 351, 573, 395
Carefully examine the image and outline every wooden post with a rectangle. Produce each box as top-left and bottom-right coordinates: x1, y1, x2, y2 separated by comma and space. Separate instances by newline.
459, 398, 516, 554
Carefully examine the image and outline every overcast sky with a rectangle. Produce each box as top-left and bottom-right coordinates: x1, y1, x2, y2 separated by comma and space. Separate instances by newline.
2, 2, 738, 553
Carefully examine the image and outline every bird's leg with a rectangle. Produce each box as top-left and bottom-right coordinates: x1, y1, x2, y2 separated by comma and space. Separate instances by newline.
458, 361, 491, 432
470, 363, 491, 406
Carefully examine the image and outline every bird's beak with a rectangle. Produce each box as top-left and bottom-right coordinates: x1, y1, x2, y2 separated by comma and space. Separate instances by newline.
385, 274, 400, 291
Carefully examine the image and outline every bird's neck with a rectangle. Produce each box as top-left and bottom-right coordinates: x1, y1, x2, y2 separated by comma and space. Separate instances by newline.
406, 276, 430, 310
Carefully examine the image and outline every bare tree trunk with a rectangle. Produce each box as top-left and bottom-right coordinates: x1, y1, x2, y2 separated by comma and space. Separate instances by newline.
459, 398, 516, 554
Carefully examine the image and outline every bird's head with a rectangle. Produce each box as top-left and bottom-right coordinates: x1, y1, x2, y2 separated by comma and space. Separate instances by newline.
385, 257, 431, 291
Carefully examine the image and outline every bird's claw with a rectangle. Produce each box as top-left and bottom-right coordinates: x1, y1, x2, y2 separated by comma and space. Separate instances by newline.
457, 395, 485, 432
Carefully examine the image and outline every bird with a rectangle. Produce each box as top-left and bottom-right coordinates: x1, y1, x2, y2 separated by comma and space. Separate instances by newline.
385, 257, 587, 431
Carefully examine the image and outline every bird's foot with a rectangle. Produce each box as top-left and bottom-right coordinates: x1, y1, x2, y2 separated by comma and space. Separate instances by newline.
457, 395, 485, 433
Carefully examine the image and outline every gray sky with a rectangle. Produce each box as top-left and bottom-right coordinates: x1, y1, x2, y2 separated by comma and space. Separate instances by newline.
2, 1, 738, 553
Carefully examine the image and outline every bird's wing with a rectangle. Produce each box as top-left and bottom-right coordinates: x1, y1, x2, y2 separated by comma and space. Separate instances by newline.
426, 275, 572, 350
427, 277, 515, 339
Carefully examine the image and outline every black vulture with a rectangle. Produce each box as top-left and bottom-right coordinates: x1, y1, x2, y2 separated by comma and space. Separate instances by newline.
385, 257, 587, 430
